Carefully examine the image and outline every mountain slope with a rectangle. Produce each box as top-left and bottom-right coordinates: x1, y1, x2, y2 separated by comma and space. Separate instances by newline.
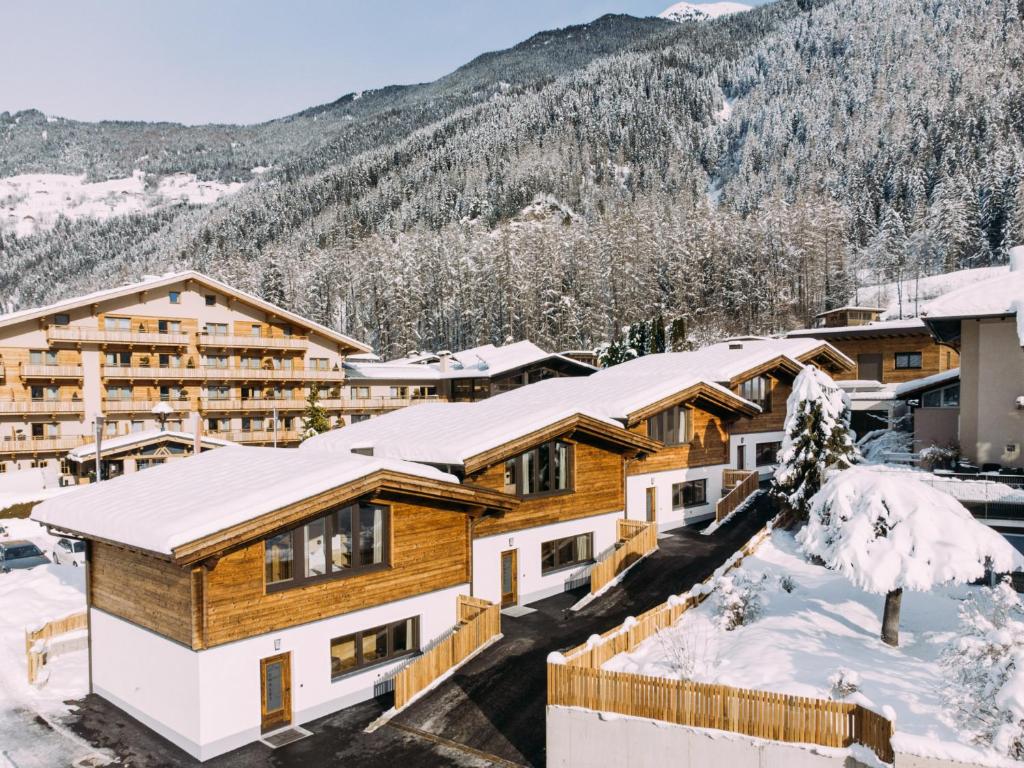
660, 2, 753, 22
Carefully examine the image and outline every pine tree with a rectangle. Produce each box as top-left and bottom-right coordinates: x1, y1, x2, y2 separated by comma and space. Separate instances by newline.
300, 384, 331, 439
650, 313, 667, 354
260, 258, 287, 307
772, 366, 858, 520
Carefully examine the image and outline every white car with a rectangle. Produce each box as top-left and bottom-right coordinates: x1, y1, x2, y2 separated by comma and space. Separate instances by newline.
52, 537, 86, 567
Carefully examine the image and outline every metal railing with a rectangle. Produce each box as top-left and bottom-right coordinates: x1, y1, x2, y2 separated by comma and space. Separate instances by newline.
920, 471, 1024, 523
48, 326, 189, 346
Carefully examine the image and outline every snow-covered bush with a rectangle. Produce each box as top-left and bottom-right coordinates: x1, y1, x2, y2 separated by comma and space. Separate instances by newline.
779, 574, 797, 593
799, 466, 1023, 645
943, 579, 1024, 759
919, 444, 959, 471
716, 571, 765, 631
857, 426, 913, 465
828, 667, 862, 699
773, 366, 858, 519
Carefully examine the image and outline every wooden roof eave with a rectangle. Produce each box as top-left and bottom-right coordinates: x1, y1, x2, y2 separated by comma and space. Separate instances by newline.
795, 344, 856, 375
462, 414, 660, 475
726, 355, 803, 388
624, 383, 760, 427
168, 469, 516, 567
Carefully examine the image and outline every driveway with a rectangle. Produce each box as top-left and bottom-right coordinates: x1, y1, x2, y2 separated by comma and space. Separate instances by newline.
62, 496, 773, 767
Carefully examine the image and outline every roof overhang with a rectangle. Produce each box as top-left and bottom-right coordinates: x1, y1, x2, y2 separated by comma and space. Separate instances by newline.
625, 382, 760, 427
725, 354, 804, 387
793, 344, 856, 376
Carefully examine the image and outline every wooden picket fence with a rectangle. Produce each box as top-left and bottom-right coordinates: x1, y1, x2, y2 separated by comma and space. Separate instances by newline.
716, 469, 760, 522
393, 595, 500, 709
25, 611, 87, 685
590, 519, 658, 594
548, 518, 895, 764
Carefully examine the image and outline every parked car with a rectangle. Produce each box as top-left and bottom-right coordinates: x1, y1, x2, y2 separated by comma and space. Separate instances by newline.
0, 540, 50, 572
52, 537, 86, 567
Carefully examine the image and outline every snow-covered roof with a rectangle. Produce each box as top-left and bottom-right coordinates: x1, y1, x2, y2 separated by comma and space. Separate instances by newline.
788, 318, 928, 338
343, 362, 442, 381
66, 429, 237, 462
893, 368, 960, 398
0, 270, 371, 353
921, 251, 1024, 321
813, 305, 885, 317
32, 447, 456, 555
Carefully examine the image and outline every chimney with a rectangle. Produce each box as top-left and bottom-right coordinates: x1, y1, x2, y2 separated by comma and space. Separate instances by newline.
193, 411, 202, 455
438, 351, 450, 373
729, 342, 744, 350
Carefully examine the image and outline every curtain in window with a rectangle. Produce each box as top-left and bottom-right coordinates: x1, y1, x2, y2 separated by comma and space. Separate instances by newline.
360, 505, 384, 565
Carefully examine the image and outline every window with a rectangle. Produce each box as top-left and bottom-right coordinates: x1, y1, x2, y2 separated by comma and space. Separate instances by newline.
241, 355, 261, 369
739, 376, 771, 411
31, 385, 59, 401
169, 291, 181, 304
207, 417, 230, 433
309, 357, 329, 371
389, 386, 409, 399
53, 313, 70, 326
755, 441, 782, 467
921, 383, 960, 408
350, 385, 370, 399
31, 423, 57, 439
504, 442, 572, 497
159, 385, 184, 401
251, 324, 263, 337
647, 405, 692, 446
207, 386, 231, 401
329, 617, 418, 678
203, 354, 229, 368
205, 294, 216, 306
894, 351, 922, 370
264, 502, 390, 591
672, 479, 708, 509
204, 322, 228, 336
104, 351, 131, 367
159, 353, 183, 369
351, 414, 370, 424
131, 420, 144, 433
541, 533, 593, 574
103, 316, 130, 332
106, 385, 132, 401
29, 350, 58, 365
104, 421, 118, 437
158, 319, 182, 334
241, 416, 265, 432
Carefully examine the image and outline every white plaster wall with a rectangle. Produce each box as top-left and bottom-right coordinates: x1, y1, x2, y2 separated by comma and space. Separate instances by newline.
969, 319, 1024, 468
730, 431, 786, 479
472, 512, 620, 606
625, 465, 725, 531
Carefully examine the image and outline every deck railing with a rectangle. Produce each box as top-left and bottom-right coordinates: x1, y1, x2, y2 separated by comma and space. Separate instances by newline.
20, 364, 84, 379
590, 520, 658, 594
48, 326, 189, 346
194, 332, 309, 350
716, 469, 759, 522
393, 595, 500, 710
0, 399, 85, 415
26, 611, 88, 685
548, 519, 895, 764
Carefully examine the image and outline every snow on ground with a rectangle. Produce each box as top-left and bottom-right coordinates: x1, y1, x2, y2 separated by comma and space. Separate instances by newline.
602, 530, 1019, 767
854, 266, 1010, 320
0, 517, 87, 717
0, 171, 245, 237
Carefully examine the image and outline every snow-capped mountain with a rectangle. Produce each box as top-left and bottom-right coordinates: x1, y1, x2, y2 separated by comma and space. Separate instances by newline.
659, 1, 752, 22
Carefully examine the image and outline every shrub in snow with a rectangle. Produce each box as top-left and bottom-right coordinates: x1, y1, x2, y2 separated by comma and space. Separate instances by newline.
716, 571, 764, 631
943, 579, 1024, 759
798, 466, 1023, 646
779, 574, 797, 593
828, 667, 862, 699
857, 425, 913, 465
919, 444, 959, 471
773, 366, 858, 519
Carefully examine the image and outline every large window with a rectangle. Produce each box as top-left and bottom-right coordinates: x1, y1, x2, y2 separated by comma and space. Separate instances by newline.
103, 316, 130, 332
922, 383, 960, 408
647, 405, 692, 446
894, 351, 923, 370
329, 617, 418, 679
264, 502, 389, 591
755, 441, 782, 467
541, 532, 593, 574
503, 441, 572, 497
739, 376, 771, 411
672, 479, 708, 509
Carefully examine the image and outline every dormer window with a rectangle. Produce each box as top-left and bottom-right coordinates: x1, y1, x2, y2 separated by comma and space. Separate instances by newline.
740, 375, 771, 412
647, 405, 692, 446
53, 313, 70, 326
169, 291, 181, 304
503, 441, 572, 497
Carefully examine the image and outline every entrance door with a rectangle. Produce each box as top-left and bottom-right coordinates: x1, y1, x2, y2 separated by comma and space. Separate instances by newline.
858, 353, 883, 382
500, 549, 518, 608
260, 652, 291, 733
645, 487, 657, 523
736, 443, 746, 470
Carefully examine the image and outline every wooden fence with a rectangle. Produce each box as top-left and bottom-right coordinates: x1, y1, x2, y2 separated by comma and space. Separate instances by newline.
548, 518, 895, 764
590, 519, 658, 595
716, 469, 760, 522
393, 595, 500, 709
26, 611, 87, 685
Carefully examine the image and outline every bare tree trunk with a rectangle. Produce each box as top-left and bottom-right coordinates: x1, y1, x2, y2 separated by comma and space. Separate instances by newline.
882, 588, 902, 646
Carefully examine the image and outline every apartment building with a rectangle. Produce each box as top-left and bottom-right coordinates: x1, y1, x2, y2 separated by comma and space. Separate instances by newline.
0, 271, 370, 480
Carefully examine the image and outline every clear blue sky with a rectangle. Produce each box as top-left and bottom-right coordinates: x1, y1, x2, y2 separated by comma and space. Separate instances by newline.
2, 1, 768, 126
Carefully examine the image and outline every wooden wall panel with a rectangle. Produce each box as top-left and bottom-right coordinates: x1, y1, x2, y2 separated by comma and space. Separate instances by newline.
90, 541, 194, 646
471, 439, 624, 537
730, 378, 790, 435
201, 501, 468, 647
825, 336, 958, 384
626, 408, 729, 475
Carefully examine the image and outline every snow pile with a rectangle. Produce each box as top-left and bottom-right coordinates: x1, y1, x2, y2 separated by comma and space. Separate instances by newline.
798, 467, 1023, 595
603, 530, 1024, 765
0, 171, 244, 237
659, 1, 752, 22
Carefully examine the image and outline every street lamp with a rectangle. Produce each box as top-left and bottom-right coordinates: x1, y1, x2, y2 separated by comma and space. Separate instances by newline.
151, 401, 174, 432
93, 413, 105, 482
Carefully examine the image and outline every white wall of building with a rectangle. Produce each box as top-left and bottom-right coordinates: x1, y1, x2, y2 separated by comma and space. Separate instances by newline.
624, 464, 725, 531
729, 431, 785, 479
472, 511, 621, 606
91, 582, 465, 761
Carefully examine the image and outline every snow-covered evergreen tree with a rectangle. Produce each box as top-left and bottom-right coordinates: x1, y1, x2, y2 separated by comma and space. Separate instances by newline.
772, 365, 857, 519
799, 467, 1023, 646
300, 384, 331, 439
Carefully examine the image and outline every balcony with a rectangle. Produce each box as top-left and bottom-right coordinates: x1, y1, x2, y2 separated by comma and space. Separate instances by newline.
101, 399, 194, 414
194, 332, 309, 351
200, 398, 309, 413
0, 435, 90, 454
20, 364, 84, 380
0, 399, 85, 415
101, 366, 345, 382
222, 429, 302, 444
48, 326, 189, 347
338, 395, 444, 413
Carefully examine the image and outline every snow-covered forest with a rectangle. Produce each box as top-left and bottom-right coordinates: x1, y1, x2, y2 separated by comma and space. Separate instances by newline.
1, 0, 1022, 357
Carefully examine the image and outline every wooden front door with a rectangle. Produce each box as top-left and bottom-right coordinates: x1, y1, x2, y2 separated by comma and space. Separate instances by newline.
260, 652, 291, 733
858, 353, 883, 382
736, 443, 746, 471
645, 487, 657, 523
500, 549, 518, 608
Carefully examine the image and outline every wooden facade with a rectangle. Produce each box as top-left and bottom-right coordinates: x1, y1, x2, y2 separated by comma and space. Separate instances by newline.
627, 407, 731, 474
823, 334, 958, 384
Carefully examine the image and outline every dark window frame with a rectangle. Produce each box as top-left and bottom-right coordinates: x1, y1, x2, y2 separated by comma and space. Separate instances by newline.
755, 441, 782, 467
329, 617, 420, 680
205, 294, 217, 306
503, 441, 574, 499
894, 351, 923, 370
672, 478, 708, 510
739, 376, 772, 412
540, 532, 594, 574
53, 313, 70, 326
265, 501, 391, 593
647, 405, 692, 446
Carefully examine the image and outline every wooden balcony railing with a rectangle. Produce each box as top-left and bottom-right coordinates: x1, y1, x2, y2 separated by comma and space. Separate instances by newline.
200, 398, 309, 412
102, 366, 345, 382
1, 435, 90, 453
716, 469, 760, 522
101, 399, 193, 414
340, 395, 443, 412
20, 364, 84, 379
0, 399, 85, 415
48, 326, 189, 346
194, 332, 309, 351
223, 429, 302, 444
590, 520, 658, 594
